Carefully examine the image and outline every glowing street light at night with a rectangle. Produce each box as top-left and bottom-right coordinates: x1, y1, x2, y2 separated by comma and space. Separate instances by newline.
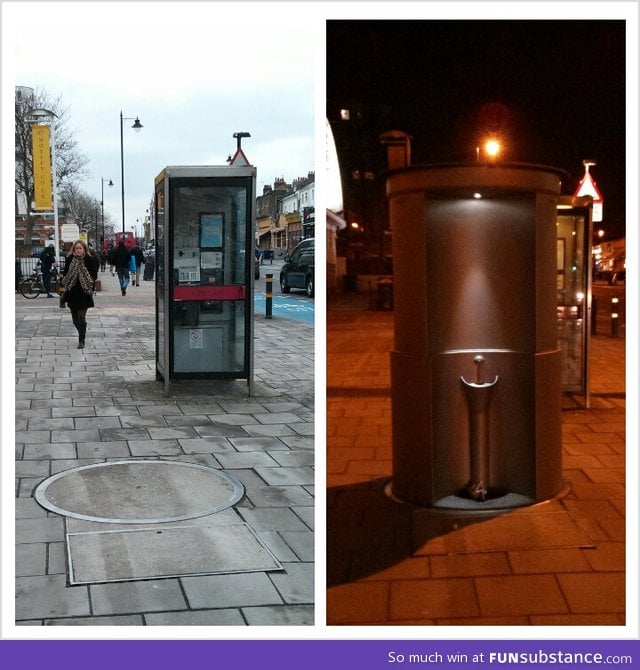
475, 137, 502, 162
484, 138, 501, 159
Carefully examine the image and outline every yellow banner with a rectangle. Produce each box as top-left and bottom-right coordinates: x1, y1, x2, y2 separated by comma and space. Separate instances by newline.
32, 125, 53, 210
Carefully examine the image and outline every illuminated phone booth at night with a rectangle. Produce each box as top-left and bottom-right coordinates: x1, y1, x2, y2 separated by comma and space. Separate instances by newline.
556, 195, 593, 407
381, 135, 566, 509
154, 165, 256, 396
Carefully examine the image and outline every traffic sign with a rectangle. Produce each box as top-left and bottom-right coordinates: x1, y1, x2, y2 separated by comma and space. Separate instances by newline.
60, 223, 80, 241
574, 160, 603, 222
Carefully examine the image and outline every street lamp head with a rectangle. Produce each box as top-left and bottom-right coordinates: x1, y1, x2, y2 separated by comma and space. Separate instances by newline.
27, 108, 58, 125
484, 139, 501, 159
233, 131, 251, 149
132, 117, 143, 131
30, 108, 57, 120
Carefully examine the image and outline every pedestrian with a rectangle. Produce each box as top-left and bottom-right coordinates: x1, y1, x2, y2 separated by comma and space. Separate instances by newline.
61, 240, 99, 349
40, 242, 56, 298
132, 244, 145, 287
88, 244, 100, 271
15, 258, 23, 292
99, 249, 108, 273
113, 240, 132, 295
108, 245, 116, 276
129, 250, 137, 286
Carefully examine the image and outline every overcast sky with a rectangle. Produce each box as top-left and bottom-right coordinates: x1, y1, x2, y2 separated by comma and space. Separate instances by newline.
4, 2, 317, 238
5, 2, 637, 242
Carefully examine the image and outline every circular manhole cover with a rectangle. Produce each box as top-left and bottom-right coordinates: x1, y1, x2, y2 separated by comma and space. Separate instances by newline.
34, 460, 245, 524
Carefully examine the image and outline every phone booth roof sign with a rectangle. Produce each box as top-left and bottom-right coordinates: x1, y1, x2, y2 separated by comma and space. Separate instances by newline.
229, 147, 251, 167
574, 161, 603, 222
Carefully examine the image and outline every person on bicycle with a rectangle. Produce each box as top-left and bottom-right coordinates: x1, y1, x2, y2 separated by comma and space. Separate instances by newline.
61, 240, 99, 349
40, 243, 56, 298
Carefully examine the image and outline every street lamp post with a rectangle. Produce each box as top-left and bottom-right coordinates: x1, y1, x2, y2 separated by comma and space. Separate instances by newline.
119, 111, 143, 233
101, 177, 113, 251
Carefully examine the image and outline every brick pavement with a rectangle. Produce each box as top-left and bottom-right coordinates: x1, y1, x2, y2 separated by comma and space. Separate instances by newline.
326, 303, 626, 626
15, 270, 314, 626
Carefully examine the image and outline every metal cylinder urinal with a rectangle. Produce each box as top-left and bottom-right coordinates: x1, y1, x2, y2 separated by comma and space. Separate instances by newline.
460, 355, 499, 502
383, 157, 564, 508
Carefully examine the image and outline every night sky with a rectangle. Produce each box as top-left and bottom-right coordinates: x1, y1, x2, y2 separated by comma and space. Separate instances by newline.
327, 20, 626, 239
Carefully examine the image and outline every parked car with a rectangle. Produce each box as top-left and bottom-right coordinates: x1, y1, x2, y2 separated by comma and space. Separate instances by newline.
280, 238, 314, 297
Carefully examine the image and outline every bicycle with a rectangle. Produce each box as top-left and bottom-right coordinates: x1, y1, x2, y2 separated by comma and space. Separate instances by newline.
19, 261, 61, 299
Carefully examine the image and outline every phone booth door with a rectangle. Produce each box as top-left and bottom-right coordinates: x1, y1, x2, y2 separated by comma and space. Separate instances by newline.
154, 166, 256, 396
556, 196, 593, 407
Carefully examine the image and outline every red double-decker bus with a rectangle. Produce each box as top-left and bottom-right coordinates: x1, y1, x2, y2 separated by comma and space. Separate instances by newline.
115, 231, 135, 249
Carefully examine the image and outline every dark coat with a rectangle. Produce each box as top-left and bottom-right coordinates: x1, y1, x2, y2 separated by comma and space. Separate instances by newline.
63, 253, 99, 310
132, 246, 145, 266
40, 246, 56, 272
113, 243, 132, 270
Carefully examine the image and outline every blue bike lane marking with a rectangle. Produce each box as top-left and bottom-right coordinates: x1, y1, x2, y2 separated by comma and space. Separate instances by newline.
254, 292, 314, 324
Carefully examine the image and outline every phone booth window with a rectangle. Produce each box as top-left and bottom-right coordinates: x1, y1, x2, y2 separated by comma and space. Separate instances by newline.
155, 186, 165, 364
171, 183, 251, 374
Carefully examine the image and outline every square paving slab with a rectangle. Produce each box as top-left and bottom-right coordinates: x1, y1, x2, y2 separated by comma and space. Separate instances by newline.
67, 523, 282, 585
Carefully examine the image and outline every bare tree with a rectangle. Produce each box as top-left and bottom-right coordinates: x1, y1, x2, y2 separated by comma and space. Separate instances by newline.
59, 183, 101, 245
15, 87, 89, 249
102, 214, 116, 246
57, 183, 118, 249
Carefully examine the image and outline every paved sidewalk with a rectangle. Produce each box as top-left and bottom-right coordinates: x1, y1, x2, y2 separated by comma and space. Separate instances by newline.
15, 271, 314, 626
327, 298, 626, 626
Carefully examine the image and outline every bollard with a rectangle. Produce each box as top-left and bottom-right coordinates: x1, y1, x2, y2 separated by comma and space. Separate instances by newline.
376, 277, 394, 310
610, 294, 619, 338
265, 273, 273, 319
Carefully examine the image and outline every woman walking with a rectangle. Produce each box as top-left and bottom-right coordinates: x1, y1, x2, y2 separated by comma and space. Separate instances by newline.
61, 240, 99, 349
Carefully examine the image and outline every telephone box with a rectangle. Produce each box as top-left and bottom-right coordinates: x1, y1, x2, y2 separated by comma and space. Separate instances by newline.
154, 165, 256, 395
556, 195, 593, 406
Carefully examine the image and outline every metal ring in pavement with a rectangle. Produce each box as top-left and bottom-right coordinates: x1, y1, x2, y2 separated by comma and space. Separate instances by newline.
34, 459, 245, 524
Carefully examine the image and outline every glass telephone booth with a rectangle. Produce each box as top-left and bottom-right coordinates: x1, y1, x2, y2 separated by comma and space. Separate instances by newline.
154, 166, 256, 395
556, 195, 593, 407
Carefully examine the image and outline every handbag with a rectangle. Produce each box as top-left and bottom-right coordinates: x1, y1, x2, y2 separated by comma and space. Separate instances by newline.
59, 290, 68, 308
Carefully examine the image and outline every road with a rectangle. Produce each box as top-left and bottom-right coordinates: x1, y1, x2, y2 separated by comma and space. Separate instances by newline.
254, 263, 314, 325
